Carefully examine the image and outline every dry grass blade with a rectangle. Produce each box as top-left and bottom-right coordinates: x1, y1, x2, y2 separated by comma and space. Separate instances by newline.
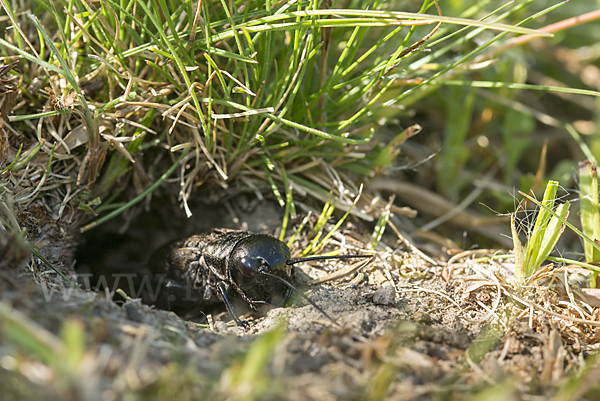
0, 60, 19, 92
480, 8, 600, 60
368, 178, 512, 247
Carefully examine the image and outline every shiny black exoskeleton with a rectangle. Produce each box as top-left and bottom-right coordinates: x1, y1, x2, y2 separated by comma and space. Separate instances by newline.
150, 229, 372, 327
150, 230, 294, 326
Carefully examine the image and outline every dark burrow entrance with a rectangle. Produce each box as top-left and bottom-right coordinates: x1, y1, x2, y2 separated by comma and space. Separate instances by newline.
73, 194, 309, 325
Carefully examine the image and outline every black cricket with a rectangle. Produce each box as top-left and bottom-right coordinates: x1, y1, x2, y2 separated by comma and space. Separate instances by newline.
149, 229, 371, 327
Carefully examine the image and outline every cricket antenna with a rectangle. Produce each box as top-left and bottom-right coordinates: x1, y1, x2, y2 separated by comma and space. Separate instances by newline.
286, 253, 373, 266
259, 271, 341, 327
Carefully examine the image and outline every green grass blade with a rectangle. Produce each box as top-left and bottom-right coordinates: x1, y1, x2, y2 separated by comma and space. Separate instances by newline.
0, 37, 63, 74
579, 161, 600, 263
523, 181, 558, 268
519, 191, 600, 258
28, 14, 95, 135
208, 10, 552, 42
533, 201, 569, 270
430, 80, 600, 97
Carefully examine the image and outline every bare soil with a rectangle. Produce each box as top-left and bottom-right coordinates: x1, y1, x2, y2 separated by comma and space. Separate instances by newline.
2, 197, 600, 400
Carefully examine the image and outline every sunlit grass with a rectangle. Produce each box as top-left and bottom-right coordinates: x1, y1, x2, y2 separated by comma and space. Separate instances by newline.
0, 0, 564, 232
512, 181, 570, 285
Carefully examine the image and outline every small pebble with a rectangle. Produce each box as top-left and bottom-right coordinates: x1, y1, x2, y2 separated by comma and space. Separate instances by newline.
124, 301, 145, 323
413, 311, 431, 325
373, 285, 396, 305
214, 320, 230, 333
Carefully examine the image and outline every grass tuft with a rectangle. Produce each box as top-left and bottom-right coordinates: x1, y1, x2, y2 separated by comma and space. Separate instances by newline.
513, 181, 570, 285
